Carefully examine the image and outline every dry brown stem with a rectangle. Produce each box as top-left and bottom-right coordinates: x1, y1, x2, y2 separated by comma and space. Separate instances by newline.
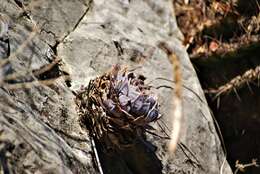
158, 41, 183, 153
234, 159, 259, 174
2, 75, 70, 90
205, 65, 260, 98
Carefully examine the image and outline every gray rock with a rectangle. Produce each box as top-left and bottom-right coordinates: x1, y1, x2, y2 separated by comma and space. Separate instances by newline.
0, 0, 233, 173
24, 0, 91, 46
58, 0, 233, 174
0, 0, 96, 173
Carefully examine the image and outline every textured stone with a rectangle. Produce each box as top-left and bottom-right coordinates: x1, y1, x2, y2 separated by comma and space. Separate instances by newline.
0, 0, 96, 173
58, 0, 233, 173
0, 0, 233, 173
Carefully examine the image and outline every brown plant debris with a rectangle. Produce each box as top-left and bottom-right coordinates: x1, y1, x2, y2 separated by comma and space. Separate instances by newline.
204, 65, 260, 98
0, 54, 65, 90
2, 75, 70, 90
174, 0, 260, 58
234, 159, 259, 174
76, 65, 162, 150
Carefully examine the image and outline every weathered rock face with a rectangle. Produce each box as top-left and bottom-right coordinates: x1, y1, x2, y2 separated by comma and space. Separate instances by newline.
0, 0, 95, 173
0, 0, 232, 174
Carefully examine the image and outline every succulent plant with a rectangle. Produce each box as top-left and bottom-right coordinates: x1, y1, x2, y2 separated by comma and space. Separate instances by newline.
76, 64, 160, 149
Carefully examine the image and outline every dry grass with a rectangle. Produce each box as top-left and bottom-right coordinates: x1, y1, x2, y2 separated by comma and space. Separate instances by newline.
234, 159, 259, 174
158, 41, 183, 153
204, 65, 260, 99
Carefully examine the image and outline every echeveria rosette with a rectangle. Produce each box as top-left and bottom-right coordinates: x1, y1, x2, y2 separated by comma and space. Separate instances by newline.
103, 65, 160, 126
77, 65, 161, 148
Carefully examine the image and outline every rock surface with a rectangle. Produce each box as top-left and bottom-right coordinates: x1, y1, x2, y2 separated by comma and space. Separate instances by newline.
0, 0, 232, 174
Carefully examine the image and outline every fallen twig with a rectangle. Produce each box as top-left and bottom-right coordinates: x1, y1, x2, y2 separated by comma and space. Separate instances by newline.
204, 65, 260, 99
234, 159, 259, 174
2, 75, 70, 90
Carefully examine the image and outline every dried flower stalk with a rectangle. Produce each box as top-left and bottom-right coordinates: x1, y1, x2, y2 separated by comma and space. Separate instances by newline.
158, 42, 183, 153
